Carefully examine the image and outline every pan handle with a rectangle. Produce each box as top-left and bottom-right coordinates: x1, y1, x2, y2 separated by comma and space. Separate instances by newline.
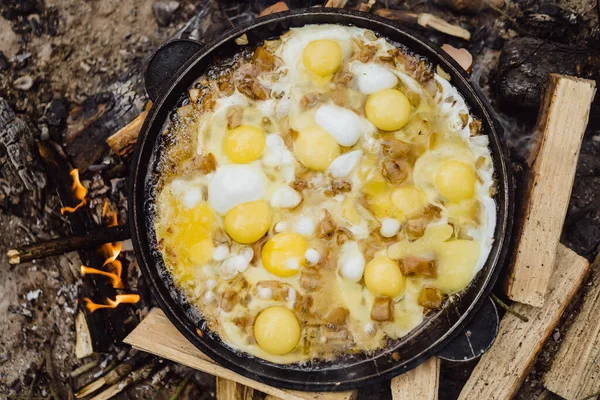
144, 39, 205, 103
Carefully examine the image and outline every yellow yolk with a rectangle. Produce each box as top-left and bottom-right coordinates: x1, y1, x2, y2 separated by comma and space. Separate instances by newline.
223, 201, 270, 244
253, 306, 301, 355
434, 239, 480, 293
435, 160, 476, 202
261, 232, 307, 277
365, 89, 411, 131
302, 39, 342, 78
364, 256, 405, 297
391, 186, 428, 219
294, 126, 340, 171
223, 125, 266, 163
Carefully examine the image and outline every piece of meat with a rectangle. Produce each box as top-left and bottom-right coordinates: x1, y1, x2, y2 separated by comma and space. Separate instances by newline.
381, 159, 408, 185
418, 287, 444, 309
227, 107, 242, 130
325, 180, 352, 196
316, 210, 336, 238
399, 257, 437, 278
194, 152, 217, 174
371, 297, 393, 321
290, 178, 309, 192
300, 267, 321, 290
237, 78, 268, 100
406, 218, 426, 239
325, 307, 349, 329
382, 139, 411, 159
255, 280, 290, 301
253, 46, 276, 70
251, 234, 268, 264
220, 289, 240, 312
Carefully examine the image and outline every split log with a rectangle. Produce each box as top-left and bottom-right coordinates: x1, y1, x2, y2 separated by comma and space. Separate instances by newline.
506, 74, 596, 306
543, 255, 600, 400
216, 377, 255, 400
124, 308, 357, 400
106, 109, 149, 161
0, 97, 46, 191
7, 225, 130, 264
375, 9, 470, 40
259, 1, 289, 17
390, 357, 439, 400
497, 38, 600, 118
458, 244, 590, 400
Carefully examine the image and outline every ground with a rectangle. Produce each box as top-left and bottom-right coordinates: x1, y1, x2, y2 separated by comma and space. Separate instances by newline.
0, 0, 599, 399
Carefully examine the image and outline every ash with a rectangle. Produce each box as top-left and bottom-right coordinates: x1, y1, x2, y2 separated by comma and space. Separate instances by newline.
0, 0, 598, 399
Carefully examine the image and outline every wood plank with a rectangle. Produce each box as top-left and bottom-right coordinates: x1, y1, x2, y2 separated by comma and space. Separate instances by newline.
124, 308, 357, 400
506, 74, 596, 307
459, 244, 590, 400
390, 357, 439, 400
543, 255, 600, 400
216, 377, 255, 400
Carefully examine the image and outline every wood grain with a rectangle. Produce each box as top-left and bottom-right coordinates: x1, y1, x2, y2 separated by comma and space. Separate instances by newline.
459, 244, 590, 400
543, 255, 600, 400
506, 74, 596, 307
390, 357, 439, 400
216, 377, 255, 400
124, 308, 357, 400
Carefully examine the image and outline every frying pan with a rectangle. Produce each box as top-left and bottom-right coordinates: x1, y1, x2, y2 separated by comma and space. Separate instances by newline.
129, 8, 513, 392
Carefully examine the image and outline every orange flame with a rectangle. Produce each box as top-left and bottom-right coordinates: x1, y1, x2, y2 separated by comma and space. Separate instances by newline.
80, 265, 124, 289
83, 294, 140, 313
60, 169, 87, 214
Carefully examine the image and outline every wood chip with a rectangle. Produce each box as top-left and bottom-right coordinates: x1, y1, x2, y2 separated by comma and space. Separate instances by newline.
391, 357, 439, 400
506, 74, 596, 307
458, 244, 590, 400
106, 108, 150, 159
216, 377, 255, 400
259, 1, 289, 17
124, 308, 357, 400
324, 0, 348, 7
440, 44, 473, 73
417, 13, 471, 41
543, 255, 600, 400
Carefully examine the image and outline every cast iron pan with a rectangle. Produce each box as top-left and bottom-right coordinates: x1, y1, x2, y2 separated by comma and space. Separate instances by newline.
129, 8, 513, 391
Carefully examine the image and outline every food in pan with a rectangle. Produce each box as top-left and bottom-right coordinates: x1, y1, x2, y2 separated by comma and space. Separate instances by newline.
152, 24, 496, 364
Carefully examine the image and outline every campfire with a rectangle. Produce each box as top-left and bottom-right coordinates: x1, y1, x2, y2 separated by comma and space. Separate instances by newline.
1, 0, 599, 399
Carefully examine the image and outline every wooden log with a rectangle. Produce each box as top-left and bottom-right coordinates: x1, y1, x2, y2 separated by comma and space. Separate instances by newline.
106, 109, 149, 161
506, 74, 596, 306
7, 225, 131, 264
216, 377, 255, 400
458, 244, 590, 400
375, 9, 470, 40
543, 255, 600, 400
124, 308, 357, 400
390, 357, 439, 400
497, 38, 600, 117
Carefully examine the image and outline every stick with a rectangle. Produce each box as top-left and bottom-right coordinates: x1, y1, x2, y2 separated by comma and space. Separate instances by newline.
505, 74, 596, 307
75, 353, 146, 398
70, 360, 101, 378
124, 308, 357, 400
543, 255, 600, 399
7, 225, 131, 265
458, 244, 590, 400
88, 359, 160, 400
390, 357, 439, 400
490, 294, 529, 323
375, 10, 471, 40
106, 109, 149, 160
216, 377, 255, 400
168, 373, 191, 400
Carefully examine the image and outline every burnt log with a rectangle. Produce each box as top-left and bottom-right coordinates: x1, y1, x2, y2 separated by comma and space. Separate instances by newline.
497, 37, 600, 119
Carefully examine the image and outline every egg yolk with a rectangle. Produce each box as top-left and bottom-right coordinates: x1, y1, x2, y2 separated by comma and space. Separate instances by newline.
391, 186, 428, 219
223, 201, 270, 244
302, 39, 342, 78
434, 239, 480, 293
261, 232, 307, 277
435, 160, 476, 202
253, 306, 301, 355
223, 125, 266, 164
365, 89, 411, 131
295, 126, 340, 171
364, 256, 405, 297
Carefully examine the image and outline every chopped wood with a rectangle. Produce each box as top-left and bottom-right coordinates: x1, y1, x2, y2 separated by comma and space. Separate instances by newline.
459, 244, 590, 400
324, 0, 348, 7
357, 0, 376, 12
375, 10, 471, 40
125, 308, 357, 400
88, 359, 160, 400
216, 377, 255, 400
390, 357, 439, 400
440, 44, 473, 73
70, 359, 100, 378
75, 311, 94, 359
543, 255, 600, 400
259, 1, 289, 17
506, 74, 596, 306
106, 109, 148, 160
7, 225, 131, 265
75, 353, 145, 398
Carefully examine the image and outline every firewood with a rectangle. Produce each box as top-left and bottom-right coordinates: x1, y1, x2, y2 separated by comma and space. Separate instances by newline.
497, 38, 600, 118
440, 44, 473, 73
375, 10, 471, 40
106, 108, 149, 160
7, 225, 130, 264
433, 0, 504, 13
216, 377, 255, 400
124, 308, 358, 400
543, 254, 600, 400
324, 0, 348, 7
390, 357, 439, 400
458, 244, 590, 400
88, 359, 160, 400
75, 352, 146, 398
259, 1, 289, 17
505, 74, 596, 306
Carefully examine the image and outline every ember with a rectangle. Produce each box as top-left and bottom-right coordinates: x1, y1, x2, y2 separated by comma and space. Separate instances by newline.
60, 169, 87, 214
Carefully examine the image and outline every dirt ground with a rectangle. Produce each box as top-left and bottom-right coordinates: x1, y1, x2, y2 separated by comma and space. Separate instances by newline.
1, 0, 599, 399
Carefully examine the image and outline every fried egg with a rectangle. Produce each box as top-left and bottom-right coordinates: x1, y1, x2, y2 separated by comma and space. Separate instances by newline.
153, 24, 497, 364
